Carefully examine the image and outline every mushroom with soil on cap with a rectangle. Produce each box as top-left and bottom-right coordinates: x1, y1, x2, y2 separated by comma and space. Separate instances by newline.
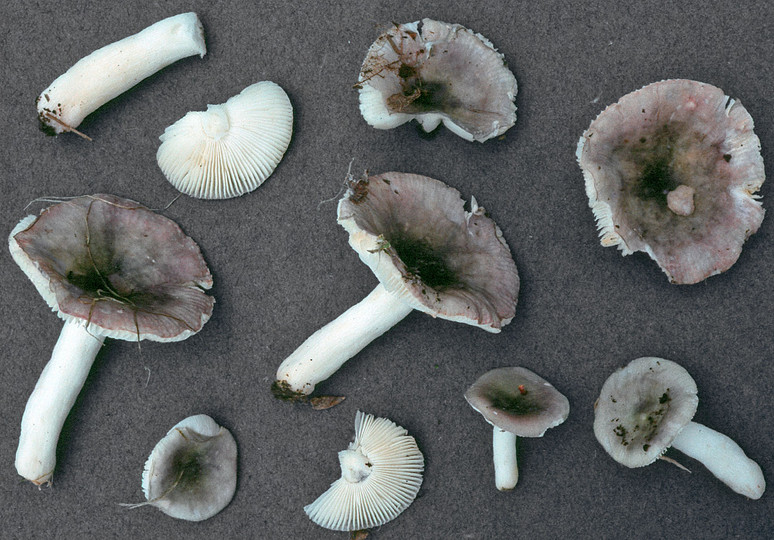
576, 79, 765, 284
121, 414, 237, 521
304, 411, 424, 533
9, 195, 214, 485
37, 13, 206, 139
157, 81, 293, 199
593, 357, 765, 499
273, 172, 519, 401
465, 367, 569, 490
356, 19, 518, 142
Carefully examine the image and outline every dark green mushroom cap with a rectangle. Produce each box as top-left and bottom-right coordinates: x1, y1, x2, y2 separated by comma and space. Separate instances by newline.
464, 367, 569, 437
577, 79, 765, 284
593, 357, 698, 467
337, 172, 519, 332
9, 194, 214, 342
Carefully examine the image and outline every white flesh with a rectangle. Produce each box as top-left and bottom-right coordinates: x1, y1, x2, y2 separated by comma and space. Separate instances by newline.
493, 428, 519, 491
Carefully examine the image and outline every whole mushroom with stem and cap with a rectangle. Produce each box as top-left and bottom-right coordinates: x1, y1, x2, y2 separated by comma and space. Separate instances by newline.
121, 414, 237, 521
273, 172, 519, 401
9, 194, 215, 485
304, 411, 424, 533
576, 79, 765, 284
37, 12, 206, 139
465, 367, 569, 490
356, 19, 518, 142
594, 357, 765, 499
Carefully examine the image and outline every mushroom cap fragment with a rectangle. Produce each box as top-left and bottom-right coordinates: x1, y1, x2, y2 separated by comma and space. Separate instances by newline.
141, 414, 237, 521
304, 411, 424, 532
465, 367, 569, 437
9, 194, 214, 342
577, 79, 765, 284
593, 357, 699, 468
157, 81, 293, 199
357, 19, 517, 142
337, 172, 519, 332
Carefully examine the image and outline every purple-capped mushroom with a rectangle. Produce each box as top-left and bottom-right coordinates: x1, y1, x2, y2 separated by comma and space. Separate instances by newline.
577, 79, 765, 284
9, 195, 214, 485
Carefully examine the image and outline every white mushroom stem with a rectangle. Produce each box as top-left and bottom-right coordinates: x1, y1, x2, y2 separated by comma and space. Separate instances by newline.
276, 284, 413, 395
670, 421, 765, 499
15, 318, 105, 485
492, 428, 519, 491
37, 12, 206, 135
666, 184, 696, 216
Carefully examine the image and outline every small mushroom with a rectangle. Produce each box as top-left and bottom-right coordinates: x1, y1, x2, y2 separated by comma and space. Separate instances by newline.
273, 172, 519, 400
465, 367, 569, 490
594, 357, 765, 499
122, 414, 237, 521
304, 411, 424, 532
10, 195, 214, 485
576, 79, 765, 284
37, 12, 206, 138
356, 19, 517, 142
157, 81, 293, 199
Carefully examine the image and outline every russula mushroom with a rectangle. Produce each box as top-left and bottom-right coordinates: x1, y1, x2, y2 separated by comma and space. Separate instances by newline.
273, 172, 519, 400
37, 12, 206, 138
304, 411, 424, 532
356, 19, 517, 142
10, 194, 214, 485
594, 357, 765, 499
122, 414, 237, 521
157, 81, 293, 199
577, 79, 765, 284
465, 367, 569, 490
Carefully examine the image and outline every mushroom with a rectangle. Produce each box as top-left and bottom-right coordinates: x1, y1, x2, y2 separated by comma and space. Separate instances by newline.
9, 194, 214, 485
157, 81, 293, 199
273, 172, 519, 400
464, 367, 569, 490
594, 357, 765, 499
576, 79, 765, 284
356, 19, 517, 142
122, 414, 237, 521
304, 411, 424, 532
37, 12, 206, 138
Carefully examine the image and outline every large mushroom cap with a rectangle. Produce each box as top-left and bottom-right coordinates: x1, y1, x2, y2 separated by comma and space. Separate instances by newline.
9, 194, 214, 342
304, 411, 424, 532
577, 79, 765, 284
157, 81, 293, 199
465, 367, 569, 437
357, 19, 517, 142
140, 414, 237, 521
593, 357, 699, 468
337, 172, 519, 332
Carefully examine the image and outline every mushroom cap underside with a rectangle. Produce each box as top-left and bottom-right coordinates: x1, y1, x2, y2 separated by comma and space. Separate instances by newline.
9, 194, 214, 342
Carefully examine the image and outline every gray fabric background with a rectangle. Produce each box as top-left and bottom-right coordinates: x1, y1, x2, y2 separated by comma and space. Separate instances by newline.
1, 1, 771, 538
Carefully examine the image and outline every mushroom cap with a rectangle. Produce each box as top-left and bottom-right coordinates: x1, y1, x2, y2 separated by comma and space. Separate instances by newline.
141, 414, 237, 521
465, 367, 569, 437
337, 172, 519, 332
157, 81, 293, 199
9, 194, 214, 342
357, 19, 517, 142
593, 357, 699, 468
577, 79, 765, 284
304, 411, 424, 532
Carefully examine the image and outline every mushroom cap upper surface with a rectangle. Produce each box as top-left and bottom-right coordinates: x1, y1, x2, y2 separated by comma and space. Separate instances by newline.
304, 411, 424, 532
357, 19, 517, 142
9, 194, 214, 342
141, 414, 237, 521
465, 367, 570, 436
593, 357, 699, 467
337, 172, 519, 332
157, 81, 293, 199
577, 79, 765, 284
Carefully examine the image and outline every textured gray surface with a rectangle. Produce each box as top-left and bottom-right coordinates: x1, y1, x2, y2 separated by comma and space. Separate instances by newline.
1, 1, 772, 538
